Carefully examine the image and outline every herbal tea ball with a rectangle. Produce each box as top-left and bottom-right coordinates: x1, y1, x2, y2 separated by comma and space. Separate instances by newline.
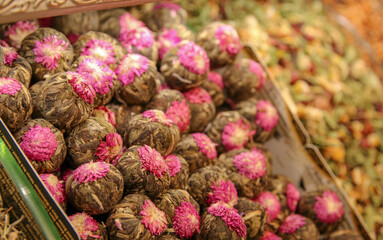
278, 214, 320, 240
40, 174, 66, 209
99, 10, 145, 39
202, 71, 226, 107
3, 20, 38, 49
164, 154, 189, 190
69, 212, 108, 240
144, 2, 187, 32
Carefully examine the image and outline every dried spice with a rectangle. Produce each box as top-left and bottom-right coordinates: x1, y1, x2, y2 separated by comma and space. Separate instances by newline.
124, 110, 180, 156
66, 161, 124, 215
106, 194, 167, 240
73, 31, 126, 70
70, 56, 117, 107
234, 198, 267, 240
216, 149, 269, 199
297, 189, 344, 233
36, 71, 95, 131
69, 212, 107, 240
183, 87, 216, 132
40, 173, 66, 209
202, 71, 226, 107
115, 53, 158, 105
3, 20, 38, 49
161, 41, 209, 91
164, 154, 189, 190
0, 76, 32, 132
146, 89, 191, 133
196, 22, 242, 68
28, 81, 44, 118
99, 10, 145, 39
0, 204, 25, 239
187, 166, 228, 209
67, 117, 122, 167
15, 118, 66, 173
205, 111, 255, 153
116, 145, 170, 198
328, 230, 363, 240
278, 214, 320, 240
54, 12, 99, 44
144, 2, 188, 32
19, 28, 73, 81
197, 202, 246, 240
155, 189, 200, 238
223, 58, 265, 102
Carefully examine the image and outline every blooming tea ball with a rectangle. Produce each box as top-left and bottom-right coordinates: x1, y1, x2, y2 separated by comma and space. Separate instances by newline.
253, 191, 284, 232
69, 212, 107, 240
3, 20, 38, 49
164, 154, 189, 190
99, 10, 145, 39
144, 3, 187, 32
278, 214, 319, 240
40, 174, 66, 209
202, 71, 226, 107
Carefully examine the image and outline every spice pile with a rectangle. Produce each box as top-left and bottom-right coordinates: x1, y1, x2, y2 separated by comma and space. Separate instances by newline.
0, 2, 362, 239
0, 193, 25, 239
179, 0, 383, 237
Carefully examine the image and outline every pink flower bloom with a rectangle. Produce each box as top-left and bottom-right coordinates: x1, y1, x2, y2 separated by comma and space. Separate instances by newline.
142, 109, 173, 127
119, 13, 145, 33
94, 132, 123, 166
233, 151, 267, 180
69, 213, 101, 240
61, 169, 74, 183
67, 71, 96, 104
208, 71, 224, 89
279, 214, 306, 234
207, 180, 238, 207
116, 54, 149, 86
165, 100, 190, 132
249, 60, 265, 90
173, 201, 200, 239
0, 41, 18, 66
81, 39, 116, 66
77, 58, 115, 95
93, 106, 117, 127
72, 162, 110, 184
253, 192, 281, 222
164, 154, 182, 177
256, 100, 279, 132
0, 77, 22, 96
40, 174, 65, 205
140, 200, 167, 236
19, 124, 58, 162
207, 202, 247, 237
33, 35, 68, 70
222, 119, 255, 151
215, 25, 242, 56
119, 27, 154, 52
286, 183, 300, 212
157, 28, 182, 59
138, 145, 168, 178
261, 231, 282, 240
192, 133, 217, 159
154, 2, 181, 11
183, 87, 212, 104
178, 41, 210, 75
4, 21, 37, 49
313, 191, 344, 224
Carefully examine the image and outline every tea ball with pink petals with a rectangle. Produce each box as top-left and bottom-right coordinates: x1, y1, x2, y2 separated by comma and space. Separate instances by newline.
216, 149, 269, 199
73, 31, 126, 70
124, 109, 180, 156
116, 145, 170, 198
278, 214, 319, 240
235, 98, 279, 143
15, 118, 66, 173
253, 191, 284, 233
174, 133, 217, 174
69, 212, 107, 240
0, 76, 32, 132
104, 103, 135, 137
196, 22, 242, 68
297, 189, 344, 233
183, 87, 216, 132
202, 71, 226, 107
67, 117, 123, 167
164, 154, 189, 190
196, 202, 246, 240
145, 89, 191, 133
70, 56, 117, 107
234, 198, 267, 240
19, 28, 74, 81
3, 20, 38, 49
205, 111, 255, 153
36, 71, 95, 131
155, 189, 200, 239
187, 166, 230, 209
40, 174, 66, 209
92, 106, 117, 128
65, 161, 124, 215
144, 2, 187, 32
115, 53, 158, 105
260, 231, 281, 240
161, 41, 209, 91
106, 194, 168, 239
99, 10, 145, 39
223, 58, 265, 102
328, 230, 363, 240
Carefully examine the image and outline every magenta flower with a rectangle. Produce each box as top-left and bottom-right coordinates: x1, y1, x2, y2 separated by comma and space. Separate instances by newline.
40, 174, 65, 205
33, 35, 68, 70
142, 109, 173, 127
178, 41, 210, 75
279, 214, 306, 234
164, 154, 182, 177
208, 71, 224, 89
67, 71, 96, 104
286, 183, 300, 212
173, 201, 200, 239
140, 200, 167, 235
253, 191, 281, 222
157, 27, 182, 59
233, 151, 267, 180
206, 180, 238, 207
249, 60, 265, 90
165, 100, 190, 132
116, 54, 149, 86
261, 231, 282, 240
0, 41, 18, 66
119, 27, 154, 52
93, 106, 116, 127
4, 20, 37, 49
256, 100, 279, 132
138, 145, 168, 178
94, 132, 123, 166
215, 25, 242, 56
313, 190, 344, 224
69, 213, 101, 240
183, 87, 212, 104
0, 77, 22, 96
72, 162, 110, 184
81, 39, 116, 66
192, 133, 217, 159
222, 119, 255, 151
119, 13, 145, 33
